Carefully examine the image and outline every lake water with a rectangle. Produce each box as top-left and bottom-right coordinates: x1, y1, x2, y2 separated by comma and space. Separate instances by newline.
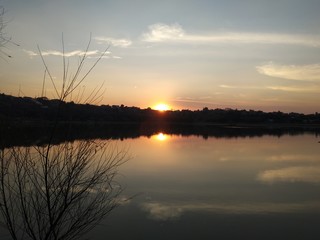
1, 131, 320, 240
89, 132, 320, 240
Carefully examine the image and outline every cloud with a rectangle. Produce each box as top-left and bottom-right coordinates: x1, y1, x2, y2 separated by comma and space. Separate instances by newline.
142, 23, 185, 42
142, 23, 320, 47
219, 78, 320, 93
95, 37, 132, 48
173, 97, 217, 106
267, 154, 319, 162
257, 62, 320, 81
23, 49, 118, 60
219, 84, 261, 90
23, 49, 38, 58
266, 86, 318, 92
42, 50, 99, 57
24, 49, 101, 57
258, 166, 320, 184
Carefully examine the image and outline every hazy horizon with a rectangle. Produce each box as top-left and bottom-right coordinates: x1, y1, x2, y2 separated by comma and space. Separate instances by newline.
1, 0, 320, 113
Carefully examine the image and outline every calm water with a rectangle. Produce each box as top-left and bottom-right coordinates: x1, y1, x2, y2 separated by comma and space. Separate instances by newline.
87, 132, 320, 240
1, 132, 320, 239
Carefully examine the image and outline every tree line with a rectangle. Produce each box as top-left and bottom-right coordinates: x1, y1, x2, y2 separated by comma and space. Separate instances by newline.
1, 93, 320, 125
0, 94, 320, 124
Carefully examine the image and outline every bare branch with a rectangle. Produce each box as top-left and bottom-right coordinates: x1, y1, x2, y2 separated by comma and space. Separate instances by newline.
0, 6, 19, 59
37, 44, 60, 98
0, 36, 128, 240
0, 141, 126, 240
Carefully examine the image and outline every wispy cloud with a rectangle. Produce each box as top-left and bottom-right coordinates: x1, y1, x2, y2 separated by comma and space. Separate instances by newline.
267, 154, 318, 162
142, 23, 185, 42
42, 50, 99, 57
23, 49, 120, 60
219, 84, 261, 90
142, 23, 320, 47
87, 53, 122, 60
23, 49, 38, 58
266, 86, 318, 92
174, 97, 217, 106
24, 49, 102, 57
220, 83, 319, 93
95, 37, 132, 48
257, 62, 320, 81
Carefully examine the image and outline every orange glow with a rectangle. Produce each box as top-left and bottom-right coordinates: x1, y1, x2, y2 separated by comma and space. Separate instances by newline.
153, 103, 170, 111
155, 133, 168, 141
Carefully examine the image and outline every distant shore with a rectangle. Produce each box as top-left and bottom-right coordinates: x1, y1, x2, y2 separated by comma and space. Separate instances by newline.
1, 92, 320, 148
1, 93, 320, 126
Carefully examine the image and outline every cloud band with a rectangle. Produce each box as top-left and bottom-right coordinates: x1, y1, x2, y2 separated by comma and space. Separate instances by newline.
142, 23, 320, 48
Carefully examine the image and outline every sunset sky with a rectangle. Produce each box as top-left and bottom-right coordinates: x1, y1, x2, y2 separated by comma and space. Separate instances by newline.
1, 0, 320, 113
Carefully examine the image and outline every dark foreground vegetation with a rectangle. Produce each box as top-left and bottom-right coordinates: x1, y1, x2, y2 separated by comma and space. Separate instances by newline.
1, 93, 320, 125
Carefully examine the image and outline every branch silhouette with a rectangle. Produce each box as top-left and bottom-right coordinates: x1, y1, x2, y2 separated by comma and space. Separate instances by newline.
0, 36, 128, 240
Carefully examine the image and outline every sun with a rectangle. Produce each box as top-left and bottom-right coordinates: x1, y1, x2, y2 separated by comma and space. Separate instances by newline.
153, 103, 170, 112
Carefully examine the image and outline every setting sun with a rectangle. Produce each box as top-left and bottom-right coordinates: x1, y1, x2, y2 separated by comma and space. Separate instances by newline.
153, 103, 170, 111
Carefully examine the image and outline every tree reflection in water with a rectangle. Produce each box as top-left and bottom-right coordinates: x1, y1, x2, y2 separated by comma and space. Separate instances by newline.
0, 140, 127, 240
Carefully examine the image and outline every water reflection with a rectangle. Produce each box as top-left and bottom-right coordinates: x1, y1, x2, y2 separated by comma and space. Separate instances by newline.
258, 166, 320, 184
95, 133, 320, 240
3, 123, 320, 148
142, 201, 320, 221
153, 132, 170, 141
2, 132, 320, 240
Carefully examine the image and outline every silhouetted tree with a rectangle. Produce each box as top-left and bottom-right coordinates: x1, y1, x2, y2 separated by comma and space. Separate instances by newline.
0, 141, 126, 240
0, 37, 128, 240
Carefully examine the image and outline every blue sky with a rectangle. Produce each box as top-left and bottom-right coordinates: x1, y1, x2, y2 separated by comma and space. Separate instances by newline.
1, 0, 320, 113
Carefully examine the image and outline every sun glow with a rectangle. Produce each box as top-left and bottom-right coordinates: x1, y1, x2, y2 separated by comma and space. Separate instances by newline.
155, 133, 168, 141
153, 103, 170, 111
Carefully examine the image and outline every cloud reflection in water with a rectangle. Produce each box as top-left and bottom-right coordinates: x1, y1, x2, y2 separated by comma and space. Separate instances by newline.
141, 200, 320, 221
258, 166, 320, 184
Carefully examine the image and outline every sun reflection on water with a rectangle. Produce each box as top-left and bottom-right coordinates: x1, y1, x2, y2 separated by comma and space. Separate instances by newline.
154, 133, 168, 141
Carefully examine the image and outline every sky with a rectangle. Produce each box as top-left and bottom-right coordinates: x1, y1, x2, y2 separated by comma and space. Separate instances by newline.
1, 0, 320, 113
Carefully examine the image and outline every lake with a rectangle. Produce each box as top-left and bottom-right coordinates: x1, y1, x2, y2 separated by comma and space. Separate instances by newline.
89, 131, 320, 240
1, 129, 320, 240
